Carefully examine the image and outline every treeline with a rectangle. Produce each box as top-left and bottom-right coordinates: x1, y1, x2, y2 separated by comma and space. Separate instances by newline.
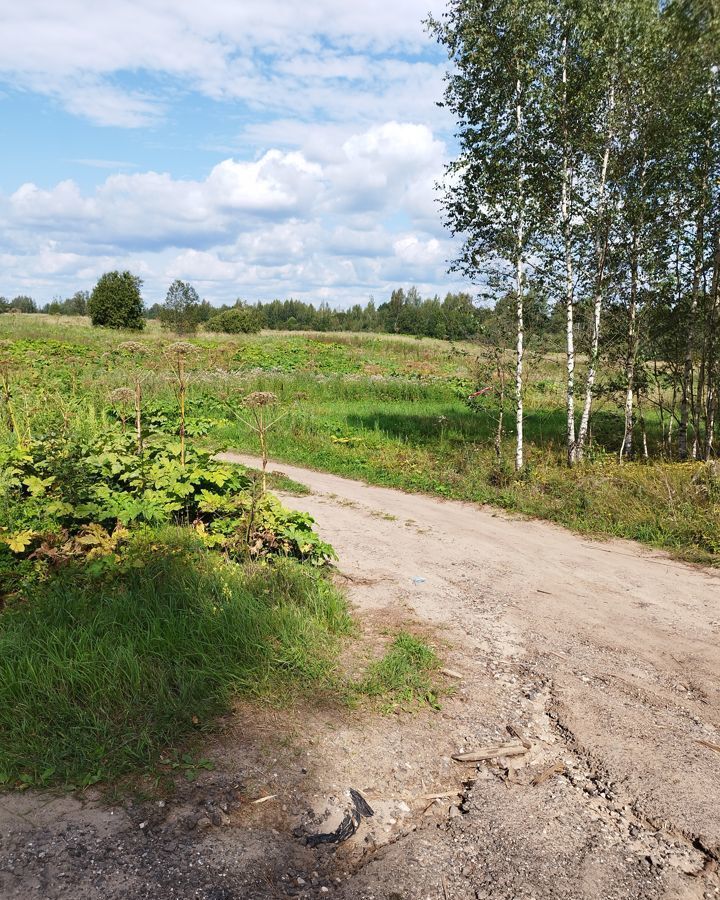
430, 0, 720, 466
2, 283, 485, 342
211, 288, 482, 340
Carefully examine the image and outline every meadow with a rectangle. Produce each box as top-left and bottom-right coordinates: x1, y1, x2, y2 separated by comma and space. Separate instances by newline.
2, 313, 719, 566
0, 313, 448, 789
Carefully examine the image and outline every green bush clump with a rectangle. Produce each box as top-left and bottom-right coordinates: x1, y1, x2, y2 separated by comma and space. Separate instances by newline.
0, 431, 336, 586
0, 533, 351, 787
206, 307, 261, 334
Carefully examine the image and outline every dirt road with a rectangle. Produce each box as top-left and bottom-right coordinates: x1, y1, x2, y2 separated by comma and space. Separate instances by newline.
1, 454, 719, 899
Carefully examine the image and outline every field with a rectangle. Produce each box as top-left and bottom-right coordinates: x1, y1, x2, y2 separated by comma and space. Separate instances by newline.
2, 313, 716, 565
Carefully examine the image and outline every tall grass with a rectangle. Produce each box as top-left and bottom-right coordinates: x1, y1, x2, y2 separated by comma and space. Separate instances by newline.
0, 529, 352, 788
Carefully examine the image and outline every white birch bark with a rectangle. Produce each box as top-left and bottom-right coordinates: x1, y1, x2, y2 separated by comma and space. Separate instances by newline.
577, 81, 615, 459
561, 32, 576, 465
620, 232, 639, 460
515, 79, 525, 471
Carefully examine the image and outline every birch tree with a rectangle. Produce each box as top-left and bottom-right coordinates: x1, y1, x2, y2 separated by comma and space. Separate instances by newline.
428, 0, 549, 469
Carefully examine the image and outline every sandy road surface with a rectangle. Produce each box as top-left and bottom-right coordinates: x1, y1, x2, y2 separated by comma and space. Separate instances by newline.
1, 454, 719, 900
222, 454, 720, 898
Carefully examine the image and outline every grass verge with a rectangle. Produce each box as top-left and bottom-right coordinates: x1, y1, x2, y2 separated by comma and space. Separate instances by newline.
0, 528, 351, 789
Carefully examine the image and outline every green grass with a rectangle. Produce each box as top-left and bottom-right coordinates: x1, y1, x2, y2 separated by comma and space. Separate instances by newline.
262, 469, 312, 496
2, 313, 718, 564
0, 529, 352, 789
354, 631, 442, 712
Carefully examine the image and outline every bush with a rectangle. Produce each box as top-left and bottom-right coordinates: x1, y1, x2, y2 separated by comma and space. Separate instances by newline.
0, 431, 336, 582
206, 306, 261, 334
88, 271, 145, 330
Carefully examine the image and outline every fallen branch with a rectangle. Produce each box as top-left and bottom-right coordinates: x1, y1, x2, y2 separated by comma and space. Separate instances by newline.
531, 761, 565, 786
506, 724, 532, 750
416, 789, 463, 801
452, 743, 527, 762
696, 739, 720, 754
252, 794, 277, 804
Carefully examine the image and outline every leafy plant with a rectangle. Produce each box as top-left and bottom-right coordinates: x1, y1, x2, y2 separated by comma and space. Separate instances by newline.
0, 430, 336, 591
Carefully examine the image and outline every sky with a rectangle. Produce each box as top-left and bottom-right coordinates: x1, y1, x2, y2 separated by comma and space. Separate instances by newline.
0, 0, 472, 309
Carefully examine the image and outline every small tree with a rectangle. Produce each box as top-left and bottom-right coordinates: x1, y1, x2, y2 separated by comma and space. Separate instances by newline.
88, 271, 144, 330
159, 280, 202, 334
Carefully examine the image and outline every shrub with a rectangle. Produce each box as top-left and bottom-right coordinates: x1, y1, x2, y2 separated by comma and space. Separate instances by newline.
0, 431, 336, 583
88, 271, 145, 330
206, 306, 261, 334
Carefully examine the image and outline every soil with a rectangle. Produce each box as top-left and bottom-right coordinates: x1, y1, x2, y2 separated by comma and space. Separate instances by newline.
1, 453, 719, 900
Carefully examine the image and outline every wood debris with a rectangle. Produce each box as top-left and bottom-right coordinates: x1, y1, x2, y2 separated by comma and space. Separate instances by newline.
696, 739, 720, 754
506, 724, 532, 750
441, 668, 464, 680
531, 761, 566, 786
452, 743, 528, 762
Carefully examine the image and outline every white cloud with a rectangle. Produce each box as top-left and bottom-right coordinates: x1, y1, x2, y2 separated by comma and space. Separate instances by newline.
0, 4, 471, 305
0, 119, 467, 305
0, 1, 448, 128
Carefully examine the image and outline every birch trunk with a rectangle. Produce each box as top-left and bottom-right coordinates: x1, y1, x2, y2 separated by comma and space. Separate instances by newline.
705, 231, 720, 459
679, 208, 706, 459
620, 230, 640, 461
577, 81, 615, 459
561, 31, 576, 465
515, 79, 525, 472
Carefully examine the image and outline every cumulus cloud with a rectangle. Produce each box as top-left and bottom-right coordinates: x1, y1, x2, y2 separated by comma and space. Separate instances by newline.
0, 1, 448, 129
0, 2, 471, 305
0, 118, 464, 304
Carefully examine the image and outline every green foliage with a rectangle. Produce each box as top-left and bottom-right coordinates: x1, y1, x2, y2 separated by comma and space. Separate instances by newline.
88, 271, 145, 330
206, 306, 261, 334
0, 314, 717, 564
0, 432, 336, 578
159, 279, 202, 334
10, 296, 37, 314
354, 631, 442, 712
0, 536, 351, 787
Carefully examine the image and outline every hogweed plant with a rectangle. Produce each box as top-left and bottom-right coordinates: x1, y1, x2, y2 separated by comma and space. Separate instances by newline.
108, 388, 136, 433
0, 341, 20, 442
233, 391, 284, 492
117, 341, 151, 453
165, 342, 199, 466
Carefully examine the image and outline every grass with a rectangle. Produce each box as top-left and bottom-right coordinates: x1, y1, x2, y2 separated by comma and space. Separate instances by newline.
0, 529, 352, 789
1, 313, 718, 564
354, 631, 443, 712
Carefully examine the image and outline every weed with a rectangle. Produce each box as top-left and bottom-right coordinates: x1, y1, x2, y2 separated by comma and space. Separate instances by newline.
354, 631, 442, 712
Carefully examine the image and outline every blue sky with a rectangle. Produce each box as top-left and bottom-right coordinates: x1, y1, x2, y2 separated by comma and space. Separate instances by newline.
0, 0, 470, 308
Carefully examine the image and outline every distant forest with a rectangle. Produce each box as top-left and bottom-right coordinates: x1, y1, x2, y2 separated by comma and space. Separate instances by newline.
1, 286, 572, 346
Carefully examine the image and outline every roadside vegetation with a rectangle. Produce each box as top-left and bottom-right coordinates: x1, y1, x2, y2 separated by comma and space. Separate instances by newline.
0, 314, 450, 790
